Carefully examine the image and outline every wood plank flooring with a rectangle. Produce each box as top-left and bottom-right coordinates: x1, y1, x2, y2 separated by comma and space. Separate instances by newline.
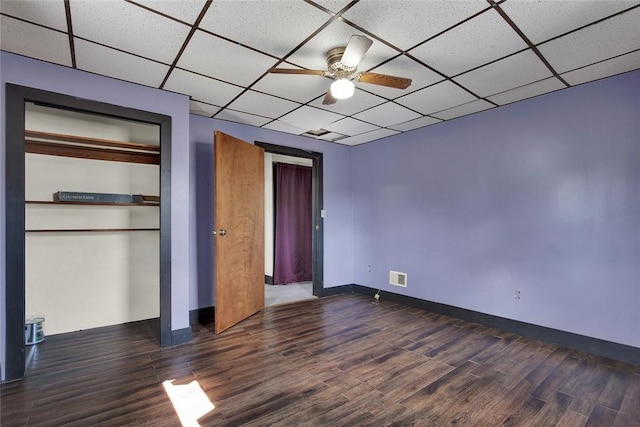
2, 294, 639, 426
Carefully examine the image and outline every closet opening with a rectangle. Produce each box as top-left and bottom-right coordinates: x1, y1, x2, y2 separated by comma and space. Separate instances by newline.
4, 84, 172, 382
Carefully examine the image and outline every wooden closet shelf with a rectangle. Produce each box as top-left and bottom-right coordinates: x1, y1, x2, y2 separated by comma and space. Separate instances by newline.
25, 130, 159, 152
26, 228, 160, 233
26, 200, 159, 207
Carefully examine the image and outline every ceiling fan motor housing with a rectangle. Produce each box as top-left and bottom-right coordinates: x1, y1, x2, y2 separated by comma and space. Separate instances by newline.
326, 46, 357, 76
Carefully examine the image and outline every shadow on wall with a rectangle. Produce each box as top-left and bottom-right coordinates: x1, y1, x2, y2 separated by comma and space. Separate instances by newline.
195, 141, 214, 308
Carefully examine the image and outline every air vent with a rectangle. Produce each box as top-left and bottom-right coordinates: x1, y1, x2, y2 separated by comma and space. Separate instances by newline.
389, 270, 407, 287
303, 128, 330, 137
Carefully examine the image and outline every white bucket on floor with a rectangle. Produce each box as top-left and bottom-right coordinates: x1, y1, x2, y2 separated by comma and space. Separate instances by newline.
25, 316, 45, 345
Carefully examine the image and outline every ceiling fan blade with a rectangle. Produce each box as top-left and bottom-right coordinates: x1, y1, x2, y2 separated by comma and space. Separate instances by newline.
322, 90, 337, 105
340, 35, 373, 68
268, 68, 327, 76
357, 72, 412, 89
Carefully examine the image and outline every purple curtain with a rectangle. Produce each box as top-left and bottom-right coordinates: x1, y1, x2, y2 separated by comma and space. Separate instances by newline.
273, 163, 312, 285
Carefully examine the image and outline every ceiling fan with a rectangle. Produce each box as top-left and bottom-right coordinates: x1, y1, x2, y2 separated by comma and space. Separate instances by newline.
268, 35, 412, 105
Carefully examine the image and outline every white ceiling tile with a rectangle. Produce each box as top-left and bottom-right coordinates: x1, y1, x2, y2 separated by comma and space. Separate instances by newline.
189, 100, 221, 117
70, 0, 189, 63
262, 120, 308, 135
178, 30, 276, 87
409, 9, 528, 76
324, 117, 379, 136
432, 99, 495, 121
252, 70, 330, 104
364, 55, 444, 99
310, 1, 353, 14
454, 50, 553, 98
286, 19, 398, 72
389, 116, 442, 132
0, 16, 72, 66
337, 128, 399, 146
164, 68, 244, 107
342, 1, 488, 50
353, 102, 421, 128
538, 7, 640, 74
75, 39, 169, 88
309, 88, 386, 116
487, 77, 566, 106
215, 109, 272, 127
561, 51, 640, 86
501, 0, 637, 44
134, 0, 207, 24
199, 1, 328, 58
395, 80, 476, 116
226, 90, 300, 119
279, 106, 344, 130
0, 0, 67, 31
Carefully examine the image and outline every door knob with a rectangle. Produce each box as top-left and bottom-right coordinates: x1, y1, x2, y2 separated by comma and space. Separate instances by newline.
212, 229, 227, 236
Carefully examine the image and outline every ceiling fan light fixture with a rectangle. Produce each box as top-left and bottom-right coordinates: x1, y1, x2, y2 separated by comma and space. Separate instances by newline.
330, 78, 355, 99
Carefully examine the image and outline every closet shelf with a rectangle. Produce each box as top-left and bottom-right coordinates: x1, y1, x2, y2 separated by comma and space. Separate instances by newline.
25, 130, 160, 165
26, 228, 159, 233
26, 200, 159, 207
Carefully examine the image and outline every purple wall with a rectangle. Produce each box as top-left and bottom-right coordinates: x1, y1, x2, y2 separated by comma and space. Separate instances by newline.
352, 70, 640, 348
0, 52, 192, 380
189, 115, 354, 309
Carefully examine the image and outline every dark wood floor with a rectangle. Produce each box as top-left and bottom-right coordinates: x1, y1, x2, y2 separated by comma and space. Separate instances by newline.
2, 294, 639, 426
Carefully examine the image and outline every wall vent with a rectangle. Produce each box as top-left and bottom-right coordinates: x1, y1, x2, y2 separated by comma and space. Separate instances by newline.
389, 270, 407, 287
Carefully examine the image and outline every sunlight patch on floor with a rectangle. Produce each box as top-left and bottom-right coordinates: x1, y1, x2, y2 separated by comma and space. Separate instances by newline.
163, 379, 214, 427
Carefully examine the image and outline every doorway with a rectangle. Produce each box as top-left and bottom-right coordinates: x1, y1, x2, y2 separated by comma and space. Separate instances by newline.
255, 142, 323, 305
4, 84, 172, 382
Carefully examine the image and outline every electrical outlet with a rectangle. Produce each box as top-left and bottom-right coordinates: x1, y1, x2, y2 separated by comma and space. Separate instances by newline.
515, 290, 521, 300
367, 265, 372, 272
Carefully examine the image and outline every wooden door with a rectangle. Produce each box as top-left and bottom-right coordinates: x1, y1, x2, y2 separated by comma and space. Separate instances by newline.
214, 131, 265, 333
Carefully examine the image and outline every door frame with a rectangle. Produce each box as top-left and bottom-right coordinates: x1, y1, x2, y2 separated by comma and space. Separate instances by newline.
255, 142, 323, 297
4, 84, 172, 382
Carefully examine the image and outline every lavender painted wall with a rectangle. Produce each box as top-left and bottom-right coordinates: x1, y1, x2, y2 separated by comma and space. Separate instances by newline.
352, 70, 640, 348
0, 52, 192, 379
189, 115, 354, 309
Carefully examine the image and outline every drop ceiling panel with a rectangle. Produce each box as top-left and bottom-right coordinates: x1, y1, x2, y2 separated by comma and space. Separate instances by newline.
310, 1, 353, 13
75, 39, 169, 88
396, 80, 476, 116
252, 70, 329, 104
342, 1, 488, 50
189, 101, 221, 117
501, 1, 637, 44
409, 9, 527, 77
324, 117, 379, 136
135, 0, 208, 24
364, 55, 444, 99
338, 128, 399, 146
286, 19, 398, 72
454, 50, 553, 98
561, 51, 640, 86
432, 100, 495, 121
178, 30, 276, 87
279, 106, 343, 131
226, 90, 300, 119
538, 7, 640, 74
0, 16, 72, 66
164, 68, 244, 107
199, 1, 329, 58
389, 116, 441, 132
215, 109, 272, 127
487, 77, 566, 106
309, 89, 386, 116
353, 102, 421, 128
262, 120, 308, 135
70, 0, 190, 64
0, 0, 67, 31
